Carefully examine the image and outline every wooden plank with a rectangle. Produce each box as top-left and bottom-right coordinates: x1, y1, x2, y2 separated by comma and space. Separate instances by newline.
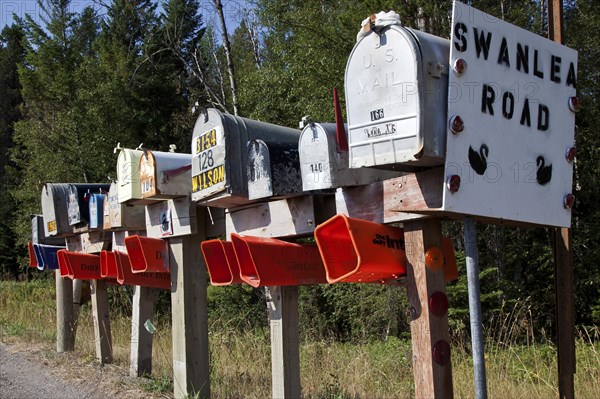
145, 196, 197, 239
404, 219, 453, 398
130, 286, 159, 377
55, 270, 74, 352
266, 286, 301, 398
170, 207, 210, 399
91, 279, 113, 364
226, 196, 316, 238
336, 168, 443, 223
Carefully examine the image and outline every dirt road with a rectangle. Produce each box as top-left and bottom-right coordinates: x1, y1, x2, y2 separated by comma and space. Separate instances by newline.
0, 341, 164, 399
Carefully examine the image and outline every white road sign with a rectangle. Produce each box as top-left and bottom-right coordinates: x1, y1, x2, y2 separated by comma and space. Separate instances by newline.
443, 1, 578, 227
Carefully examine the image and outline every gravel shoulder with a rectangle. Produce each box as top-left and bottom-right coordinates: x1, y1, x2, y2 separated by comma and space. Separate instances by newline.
0, 340, 165, 399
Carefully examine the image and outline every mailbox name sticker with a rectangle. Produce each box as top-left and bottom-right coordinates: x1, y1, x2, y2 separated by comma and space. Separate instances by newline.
192, 165, 225, 192
47, 220, 57, 233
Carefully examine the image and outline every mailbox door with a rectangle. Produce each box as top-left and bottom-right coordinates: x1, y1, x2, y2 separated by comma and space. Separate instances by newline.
345, 25, 448, 169
117, 149, 144, 203
89, 193, 105, 229
300, 123, 336, 191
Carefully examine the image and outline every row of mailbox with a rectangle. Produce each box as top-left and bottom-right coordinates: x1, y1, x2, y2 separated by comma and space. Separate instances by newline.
31, 212, 458, 288
40, 20, 453, 236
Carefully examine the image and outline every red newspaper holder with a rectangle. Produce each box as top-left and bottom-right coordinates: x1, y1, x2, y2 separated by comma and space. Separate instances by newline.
201, 240, 243, 286
124, 235, 169, 273
55, 250, 101, 280
100, 250, 170, 290
314, 214, 407, 284
231, 234, 327, 288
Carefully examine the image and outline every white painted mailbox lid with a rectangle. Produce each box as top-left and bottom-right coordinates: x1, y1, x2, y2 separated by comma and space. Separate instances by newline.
117, 148, 143, 203
443, 1, 577, 227
345, 23, 449, 169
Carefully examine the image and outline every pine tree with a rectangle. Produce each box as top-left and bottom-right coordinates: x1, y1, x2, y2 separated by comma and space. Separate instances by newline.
0, 24, 25, 279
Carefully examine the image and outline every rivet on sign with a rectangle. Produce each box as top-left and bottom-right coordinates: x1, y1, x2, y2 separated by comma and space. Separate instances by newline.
449, 115, 464, 134
429, 292, 449, 317
432, 340, 451, 366
563, 194, 575, 209
425, 246, 444, 271
453, 58, 467, 76
307, 219, 314, 227
568, 96, 580, 113
447, 175, 461, 193
565, 147, 576, 162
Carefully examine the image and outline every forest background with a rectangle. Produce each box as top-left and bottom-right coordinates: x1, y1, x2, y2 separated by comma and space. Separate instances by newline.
0, 0, 599, 344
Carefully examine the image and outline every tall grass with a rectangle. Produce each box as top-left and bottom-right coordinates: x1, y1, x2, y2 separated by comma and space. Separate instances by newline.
1, 279, 599, 398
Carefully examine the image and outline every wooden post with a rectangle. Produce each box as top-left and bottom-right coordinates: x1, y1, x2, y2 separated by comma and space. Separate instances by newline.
554, 228, 576, 399
55, 270, 74, 352
266, 286, 301, 398
71, 279, 83, 348
548, 1, 576, 398
91, 279, 113, 364
170, 217, 210, 399
404, 219, 453, 398
130, 286, 158, 377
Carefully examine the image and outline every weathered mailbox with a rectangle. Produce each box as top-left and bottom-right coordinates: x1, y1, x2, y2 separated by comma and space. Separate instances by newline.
89, 193, 105, 230
139, 150, 191, 200
103, 182, 146, 230
67, 184, 110, 227
41, 183, 72, 237
191, 108, 301, 208
345, 12, 449, 169
299, 122, 400, 191
247, 139, 302, 200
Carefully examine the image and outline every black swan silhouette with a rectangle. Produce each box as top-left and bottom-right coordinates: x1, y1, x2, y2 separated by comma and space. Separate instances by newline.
468, 144, 489, 175
536, 156, 552, 185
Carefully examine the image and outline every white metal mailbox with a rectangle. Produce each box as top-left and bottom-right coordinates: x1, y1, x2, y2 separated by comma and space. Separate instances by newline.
247, 139, 302, 200
345, 13, 449, 169
67, 184, 110, 227
299, 122, 400, 191
103, 182, 146, 230
191, 108, 300, 208
139, 150, 192, 200
116, 148, 158, 205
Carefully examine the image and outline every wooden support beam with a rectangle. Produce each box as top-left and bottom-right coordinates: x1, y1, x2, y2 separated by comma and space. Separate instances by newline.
554, 227, 576, 399
548, 2, 576, 398
404, 219, 453, 398
55, 270, 74, 352
91, 279, 113, 364
130, 286, 159, 377
266, 286, 301, 398
170, 209, 210, 399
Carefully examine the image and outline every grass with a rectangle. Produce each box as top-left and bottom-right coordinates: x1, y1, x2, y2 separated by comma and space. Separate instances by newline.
1, 278, 599, 398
